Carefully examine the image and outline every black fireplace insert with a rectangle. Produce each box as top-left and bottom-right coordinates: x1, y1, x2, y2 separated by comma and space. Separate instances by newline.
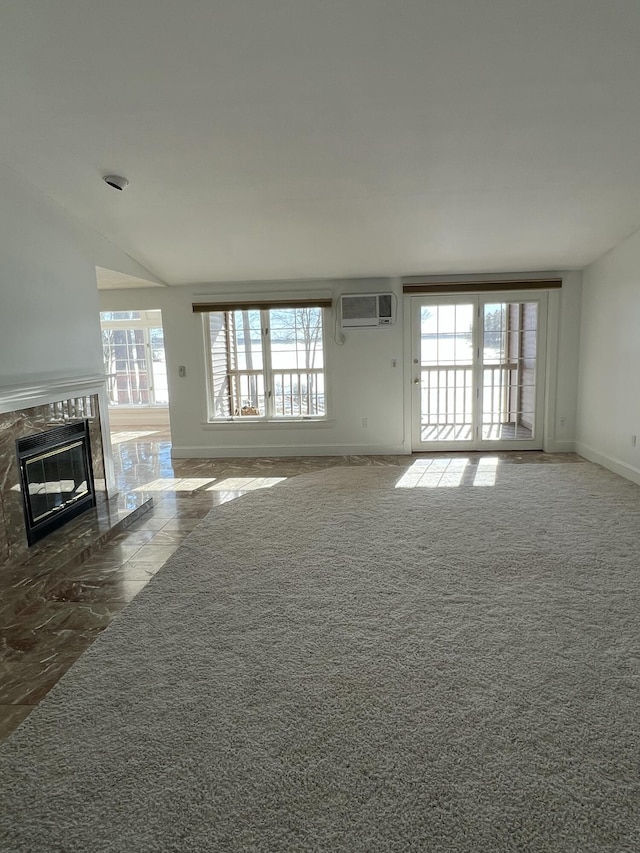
16, 420, 96, 546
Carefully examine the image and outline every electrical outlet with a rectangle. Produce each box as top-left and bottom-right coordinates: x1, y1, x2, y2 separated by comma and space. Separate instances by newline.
391, 358, 398, 368
560, 416, 566, 427
361, 417, 368, 428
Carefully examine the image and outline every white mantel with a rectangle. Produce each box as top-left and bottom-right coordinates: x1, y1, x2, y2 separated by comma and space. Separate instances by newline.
0, 372, 116, 496
0, 373, 109, 415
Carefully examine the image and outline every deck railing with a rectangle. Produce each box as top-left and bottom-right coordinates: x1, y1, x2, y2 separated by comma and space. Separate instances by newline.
420, 363, 519, 425
228, 369, 325, 417
272, 369, 325, 417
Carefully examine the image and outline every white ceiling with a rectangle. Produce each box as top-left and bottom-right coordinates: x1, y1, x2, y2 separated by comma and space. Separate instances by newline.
2, 0, 640, 286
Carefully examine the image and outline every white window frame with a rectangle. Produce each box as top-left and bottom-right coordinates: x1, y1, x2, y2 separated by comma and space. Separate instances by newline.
204, 307, 328, 423
100, 310, 168, 408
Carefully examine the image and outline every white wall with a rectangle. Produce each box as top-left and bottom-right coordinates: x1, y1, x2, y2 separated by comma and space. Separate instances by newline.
99, 279, 406, 456
547, 271, 582, 452
100, 273, 581, 458
0, 165, 103, 383
0, 160, 584, 462
576, 230, 640, 483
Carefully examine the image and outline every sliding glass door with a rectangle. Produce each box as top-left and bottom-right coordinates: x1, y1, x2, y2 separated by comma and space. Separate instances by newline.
411, 293, 547, 451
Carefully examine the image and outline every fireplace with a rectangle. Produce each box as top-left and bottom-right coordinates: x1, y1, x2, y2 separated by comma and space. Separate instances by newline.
16, 420, 96, 546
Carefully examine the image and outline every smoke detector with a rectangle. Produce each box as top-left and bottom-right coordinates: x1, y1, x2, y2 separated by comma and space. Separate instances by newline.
102, 175, 129, 191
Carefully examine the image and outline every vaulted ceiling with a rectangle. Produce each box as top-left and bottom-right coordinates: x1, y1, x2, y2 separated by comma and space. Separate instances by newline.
2, 1, 640, 285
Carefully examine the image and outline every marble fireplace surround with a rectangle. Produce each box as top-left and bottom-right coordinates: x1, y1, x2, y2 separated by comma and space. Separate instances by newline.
0, 374, 117, 568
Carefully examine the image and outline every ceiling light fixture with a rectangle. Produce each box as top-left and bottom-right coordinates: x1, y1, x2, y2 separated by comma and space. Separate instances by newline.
102, 174, 129, 191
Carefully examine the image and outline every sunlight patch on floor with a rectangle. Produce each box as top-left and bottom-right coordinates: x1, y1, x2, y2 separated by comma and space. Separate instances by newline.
395, 458, 469, 489
473, 457, 499, 487
133, 477, 216, 493
207, 477, 287, 491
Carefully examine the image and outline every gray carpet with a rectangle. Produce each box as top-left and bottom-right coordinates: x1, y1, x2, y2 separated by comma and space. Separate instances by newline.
1, 461, 640, 852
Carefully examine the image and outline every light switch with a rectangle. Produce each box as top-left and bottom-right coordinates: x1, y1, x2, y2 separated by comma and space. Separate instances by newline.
178, 365, 186, 378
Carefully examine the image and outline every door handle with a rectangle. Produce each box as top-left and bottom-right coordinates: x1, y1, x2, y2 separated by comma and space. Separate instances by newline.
413, 378, 420, 384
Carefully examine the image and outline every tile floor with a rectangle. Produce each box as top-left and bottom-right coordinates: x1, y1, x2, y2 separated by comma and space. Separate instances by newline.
0, 428, 584, 742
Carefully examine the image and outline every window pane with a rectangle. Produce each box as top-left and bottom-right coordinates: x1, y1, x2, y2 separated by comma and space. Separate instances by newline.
208, 313, 232, 418
232, 310, 263, 370
269, 308, 325, 418
232, 373, 265, 417
149, 327, 168, 404
269, 308, 324, 370
208, 311, 266, 419
100, 310, 168, 407
422, 304, 473, 367
483, 304, 505, 363
272, 371, 325, 417
207, 307, 326, 421
102, 327, 150, 405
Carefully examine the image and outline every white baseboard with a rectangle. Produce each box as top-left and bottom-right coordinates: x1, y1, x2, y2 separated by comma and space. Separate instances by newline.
171, 443, 409, 459
171, 440, 582, 460
575, 441, 640, 486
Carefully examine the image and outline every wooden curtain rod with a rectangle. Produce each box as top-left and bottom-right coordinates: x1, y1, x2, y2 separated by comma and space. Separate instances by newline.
402, 280, 562, 295
192, 298, 333, 313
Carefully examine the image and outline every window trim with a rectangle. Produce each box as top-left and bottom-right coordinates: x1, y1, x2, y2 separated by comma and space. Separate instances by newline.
100, 310, 168, 408
203, 307, 329, 423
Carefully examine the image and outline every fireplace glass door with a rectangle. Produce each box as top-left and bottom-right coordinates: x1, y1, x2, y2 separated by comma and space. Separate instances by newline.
17, 420, 96, 545
25, 439, 90, 525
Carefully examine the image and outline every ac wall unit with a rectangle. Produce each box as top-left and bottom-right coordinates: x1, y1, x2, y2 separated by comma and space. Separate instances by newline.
340, 293, 395, 328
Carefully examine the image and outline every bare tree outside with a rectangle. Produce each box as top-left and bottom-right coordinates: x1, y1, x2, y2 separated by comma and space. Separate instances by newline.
101, 327, 148, 404
208, 307, 326, 419
239, 310, 259, 412
269, 307, 322, 364
270, 308, 323, 414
